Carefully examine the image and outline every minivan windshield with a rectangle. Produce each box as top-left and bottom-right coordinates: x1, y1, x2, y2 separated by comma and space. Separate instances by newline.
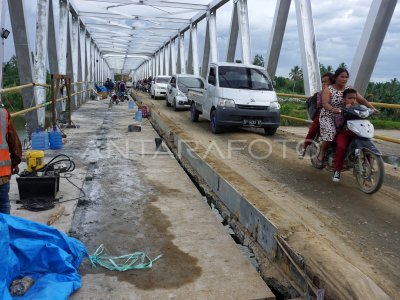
218, 66, 273, 90
178, 77, 204, 93
156, 77, 171, 84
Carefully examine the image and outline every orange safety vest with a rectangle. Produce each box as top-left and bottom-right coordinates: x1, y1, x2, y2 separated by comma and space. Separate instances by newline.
0, 109, 11, 176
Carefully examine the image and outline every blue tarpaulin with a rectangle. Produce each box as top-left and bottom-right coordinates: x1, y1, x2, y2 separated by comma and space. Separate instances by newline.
95, 83, 107, 92
0, 214, 88, 300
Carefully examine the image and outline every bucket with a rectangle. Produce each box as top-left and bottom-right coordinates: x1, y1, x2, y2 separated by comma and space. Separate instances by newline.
49, 127, 63, 150
135, 110, 142, 122
31, 128, 49, 150
128, 99, 134, 109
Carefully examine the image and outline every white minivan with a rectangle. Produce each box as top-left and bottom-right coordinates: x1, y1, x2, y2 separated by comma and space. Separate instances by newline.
150, 75, 171, 99
188, 62, 280, 135
166, 74, 205, 110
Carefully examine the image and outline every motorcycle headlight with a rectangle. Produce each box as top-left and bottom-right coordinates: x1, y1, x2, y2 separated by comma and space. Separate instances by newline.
218, 98, 235, 108
357, 110, 369, 118
270, 101, 281, 109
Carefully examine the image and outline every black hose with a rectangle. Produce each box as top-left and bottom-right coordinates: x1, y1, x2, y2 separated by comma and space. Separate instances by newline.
20, 154, 75, 177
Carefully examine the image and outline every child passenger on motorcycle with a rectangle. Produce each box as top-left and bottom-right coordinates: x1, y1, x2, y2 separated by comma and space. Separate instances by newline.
298, 73, 334, 158
315, 68, 377, 182
332, 88, 358, 182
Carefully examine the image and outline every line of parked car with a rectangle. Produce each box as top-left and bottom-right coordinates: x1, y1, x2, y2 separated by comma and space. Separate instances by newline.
145, 62, 281, 135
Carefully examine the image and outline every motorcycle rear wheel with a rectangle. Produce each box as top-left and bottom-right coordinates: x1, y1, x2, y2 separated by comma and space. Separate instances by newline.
308, 134, 322, 169
355, 149, 384, 194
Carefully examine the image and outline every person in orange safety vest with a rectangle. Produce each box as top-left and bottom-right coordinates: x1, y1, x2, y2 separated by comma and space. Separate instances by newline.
0, 107, 22, 214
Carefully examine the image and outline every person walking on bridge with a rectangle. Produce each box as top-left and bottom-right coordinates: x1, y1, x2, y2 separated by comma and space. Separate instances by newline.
0, 106, 22, 214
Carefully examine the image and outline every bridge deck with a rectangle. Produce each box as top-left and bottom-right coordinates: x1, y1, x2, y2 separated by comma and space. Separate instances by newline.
10, 97, 274, 300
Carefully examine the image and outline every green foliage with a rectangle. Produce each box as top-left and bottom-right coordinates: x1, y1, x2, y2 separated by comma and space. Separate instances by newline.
319, 63, 334, 75
280, 102, 308, 119
252, 54, 264, 67
3, 55, 20, 87
289, 65, 303, 81
274, 76, 304, 94
279, 101, 308, 126
365, 78, 400, 120
114, 74, 122, 81
279, 100, 400, 128
1, 92, 24, 112
288, 65, 303, 93
2, 55, 23, 112
370, 119, 400, 129
319, 62, 350, 76
2, 55, 52, 112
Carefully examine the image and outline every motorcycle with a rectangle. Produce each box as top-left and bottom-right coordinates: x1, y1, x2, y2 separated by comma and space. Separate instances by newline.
309, 105, 384, 194
118, 91, 128, 102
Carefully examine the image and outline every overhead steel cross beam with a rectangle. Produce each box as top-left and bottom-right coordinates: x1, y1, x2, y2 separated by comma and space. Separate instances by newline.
76, 0, 208, 10
78, 11, 190, 23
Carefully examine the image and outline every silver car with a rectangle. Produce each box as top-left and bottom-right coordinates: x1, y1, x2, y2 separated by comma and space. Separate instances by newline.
166, 74, 205, 110
151, 75, 171, 99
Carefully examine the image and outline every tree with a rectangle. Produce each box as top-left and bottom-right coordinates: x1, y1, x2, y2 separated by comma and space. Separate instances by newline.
338, 62, 347, 69
2, 55, 24, 111
289, 65, 303, 92
320, 63, 334, 75
3, 55, 20, 87
252, 54, 264, 67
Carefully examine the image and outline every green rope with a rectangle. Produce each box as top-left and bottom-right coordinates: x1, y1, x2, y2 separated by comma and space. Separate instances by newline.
89, 244, 162, 271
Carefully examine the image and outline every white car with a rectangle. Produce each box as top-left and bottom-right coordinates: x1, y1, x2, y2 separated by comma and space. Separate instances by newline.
150, 75, 171, 99
166, 74, 205, 110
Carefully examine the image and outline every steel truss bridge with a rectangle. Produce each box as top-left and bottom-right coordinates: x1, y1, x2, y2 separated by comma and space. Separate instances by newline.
0, 0, 397, 132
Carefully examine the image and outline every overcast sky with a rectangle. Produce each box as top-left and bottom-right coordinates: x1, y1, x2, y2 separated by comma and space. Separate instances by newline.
3, 0, 399, 82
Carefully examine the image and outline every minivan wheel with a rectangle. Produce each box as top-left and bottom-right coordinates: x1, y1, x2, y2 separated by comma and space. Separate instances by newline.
210, 110, 221, 134
264, 126, 277, 136
190, 102, 199, 122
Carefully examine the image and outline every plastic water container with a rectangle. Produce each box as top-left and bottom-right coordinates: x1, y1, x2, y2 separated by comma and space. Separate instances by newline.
49, 127, 63, 149
44, 130, 49, 148
135, 110, 142, 122
128, 99, 134, 109
31, 128, 49, 150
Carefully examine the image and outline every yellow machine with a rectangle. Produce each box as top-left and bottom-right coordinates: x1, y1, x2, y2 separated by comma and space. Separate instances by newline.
26, 150, 45, 172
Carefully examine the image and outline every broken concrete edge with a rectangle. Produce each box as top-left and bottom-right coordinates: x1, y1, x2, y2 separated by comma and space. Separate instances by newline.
148, 107, 313, 297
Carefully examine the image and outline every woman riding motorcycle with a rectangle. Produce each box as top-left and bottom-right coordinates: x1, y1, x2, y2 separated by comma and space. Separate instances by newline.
315, 68, 377, 182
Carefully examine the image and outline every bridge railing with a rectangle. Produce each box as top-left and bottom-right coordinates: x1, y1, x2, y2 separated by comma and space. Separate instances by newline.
1, 84, 398, 145
0, 81, 95, 118
277, 92, 400, 145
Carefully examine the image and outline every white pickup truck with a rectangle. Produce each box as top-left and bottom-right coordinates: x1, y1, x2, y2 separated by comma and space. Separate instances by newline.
188, 62, 280, 135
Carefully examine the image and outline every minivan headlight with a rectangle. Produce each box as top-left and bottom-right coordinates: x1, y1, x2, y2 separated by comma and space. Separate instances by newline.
270, 101, 280, 109
218, 98, 235, 107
